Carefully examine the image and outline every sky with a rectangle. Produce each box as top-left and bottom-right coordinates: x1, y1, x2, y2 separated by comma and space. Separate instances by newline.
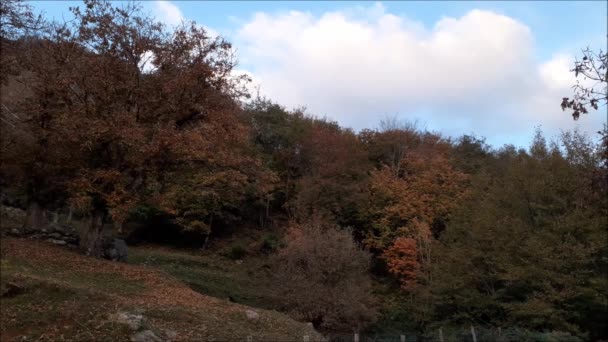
31, 1, 608, 148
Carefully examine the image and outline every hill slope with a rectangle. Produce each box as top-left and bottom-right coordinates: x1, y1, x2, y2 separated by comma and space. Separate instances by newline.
0, 237, 324, 341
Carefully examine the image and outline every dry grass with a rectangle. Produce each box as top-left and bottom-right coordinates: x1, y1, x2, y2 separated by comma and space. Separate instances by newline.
0, 237, 325, 341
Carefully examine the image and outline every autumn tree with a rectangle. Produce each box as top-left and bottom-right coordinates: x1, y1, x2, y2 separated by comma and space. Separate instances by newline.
289, 120, 371, 228
1, 22, 75, 230
1, 0, 263, 256
245, 98, 314, 218
245, 98, 371, 229
361, 126, 469, 253
271, 215, 378, 332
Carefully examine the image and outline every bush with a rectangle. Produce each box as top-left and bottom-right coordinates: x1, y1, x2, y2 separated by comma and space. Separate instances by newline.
226, 244, 247, 260
260, 234, 280, 254
271, 215, 378, 332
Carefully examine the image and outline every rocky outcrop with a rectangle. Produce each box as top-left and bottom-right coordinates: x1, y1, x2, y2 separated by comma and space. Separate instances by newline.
112, 310, 174, 342
7, 222, 80, 248
3, 205, 128, 263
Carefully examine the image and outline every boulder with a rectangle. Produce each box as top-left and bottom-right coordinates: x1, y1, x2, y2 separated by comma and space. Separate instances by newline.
245, 309, 260, 320
164, 330, 178, 341
131, 330, 162, 342
102, 238, 128, 262
48, 232, 63, 239
49, 239, 67, 246
115, 311, 144, 331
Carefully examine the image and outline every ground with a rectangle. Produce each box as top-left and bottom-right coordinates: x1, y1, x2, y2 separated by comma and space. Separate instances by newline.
0, 237, 324, 342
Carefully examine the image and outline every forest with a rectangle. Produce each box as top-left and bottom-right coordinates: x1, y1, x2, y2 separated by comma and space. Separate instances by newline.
0, 0, 607, 341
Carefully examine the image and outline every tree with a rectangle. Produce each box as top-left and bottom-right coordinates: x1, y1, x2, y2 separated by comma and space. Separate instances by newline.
561, 48, 607, 120
1, 0, 257, 256
289, 121, 371, 228
271, 215, 378, 332
431, 130, 607, 339
382, 236, 420, 291
361, 129, 469, 252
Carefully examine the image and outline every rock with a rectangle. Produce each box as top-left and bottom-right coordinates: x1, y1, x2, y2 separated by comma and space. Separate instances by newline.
63, 237, 79, 245
115, 312, 144, 331
9, 228, 21, 236
235, 260, 243, 265
48, 232, 63, 239
1, 281, 26, 298
49, 239, 67, 246
164, 330, 178, 340
102, 238, 128, 262
245, 309, 259, 320
131, 330, 162, 342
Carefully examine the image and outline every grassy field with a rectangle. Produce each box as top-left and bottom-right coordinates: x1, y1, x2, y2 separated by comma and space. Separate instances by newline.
128, 243, 281, 310
0, 237, 324, 342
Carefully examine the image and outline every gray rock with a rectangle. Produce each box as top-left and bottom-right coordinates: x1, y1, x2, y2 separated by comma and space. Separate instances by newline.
164, 330, 178, 340
115, 312, 144, 331
131, 330, 162, 342
48, 232, 63, 239
9, 228, 21, 236
102, 238, 128, 262
245, 309, 259, 320
49, 239, 67, 246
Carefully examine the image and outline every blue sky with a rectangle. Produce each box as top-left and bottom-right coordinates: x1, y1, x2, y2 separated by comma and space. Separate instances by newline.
31, 1, 607, 148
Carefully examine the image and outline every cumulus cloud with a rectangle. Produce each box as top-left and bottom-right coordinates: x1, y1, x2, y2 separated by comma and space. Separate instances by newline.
152, 0, 184, 27
234, 3, 604, 146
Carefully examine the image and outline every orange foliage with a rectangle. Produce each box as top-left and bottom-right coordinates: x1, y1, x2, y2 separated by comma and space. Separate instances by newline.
382, 237, 420, 290
364, 133, 469, 251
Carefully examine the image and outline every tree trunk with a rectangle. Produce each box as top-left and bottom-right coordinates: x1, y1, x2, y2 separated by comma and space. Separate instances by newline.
78, 210, 105, 257
22, 201, 47, 231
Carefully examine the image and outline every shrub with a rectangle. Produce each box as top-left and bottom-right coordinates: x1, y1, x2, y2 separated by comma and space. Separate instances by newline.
260, 234, 280, 254
226, 244, 247, 260
271, 215, 378, 332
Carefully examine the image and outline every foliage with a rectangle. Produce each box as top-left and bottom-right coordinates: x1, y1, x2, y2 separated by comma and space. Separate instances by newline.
260, 233, 280, 255
226, 244, 247, 260
271, 216, 378, 332
361, 127, 469, 252
1, 1, 607, 338
382, 237, 420, 291
429, 129, 607, 339
0, 0, 274, 255
561, 48, 607, 120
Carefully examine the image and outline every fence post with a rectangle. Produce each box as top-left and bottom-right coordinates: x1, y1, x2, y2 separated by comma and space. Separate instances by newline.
438, 327, 444, 342
470, 325, 477, 342
498, 327, 502, 337
354, 333, 359, 342
400, 334, 405, 342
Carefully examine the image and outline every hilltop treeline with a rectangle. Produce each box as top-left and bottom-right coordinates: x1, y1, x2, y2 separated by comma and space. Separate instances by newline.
1, 0, 606, 339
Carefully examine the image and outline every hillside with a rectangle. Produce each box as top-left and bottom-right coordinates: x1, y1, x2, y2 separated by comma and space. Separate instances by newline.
0, 237, 325, 341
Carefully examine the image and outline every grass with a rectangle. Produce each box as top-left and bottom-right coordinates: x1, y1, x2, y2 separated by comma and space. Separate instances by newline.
1, 264, 134, 341
0, 237, 325, 342
129, 244, 281, 309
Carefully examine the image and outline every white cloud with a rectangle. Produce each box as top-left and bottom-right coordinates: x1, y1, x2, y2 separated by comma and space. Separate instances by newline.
153, 0, 184, 27
151, 1, 220, 41
234, 3, 604, 146
138, 50, 157, 74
